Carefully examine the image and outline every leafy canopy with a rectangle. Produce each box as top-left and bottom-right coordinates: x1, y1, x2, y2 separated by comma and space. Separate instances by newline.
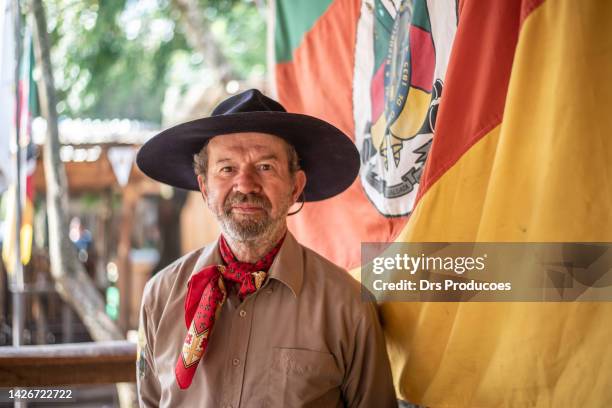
46, 0, 265, 123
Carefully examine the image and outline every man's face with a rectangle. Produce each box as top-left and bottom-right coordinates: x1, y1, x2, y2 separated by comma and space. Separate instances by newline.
197, 132, 306, 242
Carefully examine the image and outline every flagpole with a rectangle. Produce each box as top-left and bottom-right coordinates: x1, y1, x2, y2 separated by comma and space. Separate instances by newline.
11, 0, 25, 349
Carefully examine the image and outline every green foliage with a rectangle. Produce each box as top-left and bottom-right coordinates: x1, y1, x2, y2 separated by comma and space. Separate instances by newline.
203, 0, 266, 77
46, 0, 265, 123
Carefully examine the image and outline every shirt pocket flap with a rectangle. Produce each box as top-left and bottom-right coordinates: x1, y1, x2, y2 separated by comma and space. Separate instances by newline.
267, 347, 343, 406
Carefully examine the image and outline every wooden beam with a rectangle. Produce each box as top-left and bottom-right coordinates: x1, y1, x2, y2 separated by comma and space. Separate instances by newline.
0, 341, 137, 387
33, 149, 153, 193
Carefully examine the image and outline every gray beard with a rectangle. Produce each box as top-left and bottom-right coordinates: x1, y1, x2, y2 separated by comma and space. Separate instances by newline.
218, 212, 283, 243
211, 191, 290, 243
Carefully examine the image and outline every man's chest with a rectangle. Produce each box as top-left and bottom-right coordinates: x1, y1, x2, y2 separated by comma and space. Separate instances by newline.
153, 280, 345, 408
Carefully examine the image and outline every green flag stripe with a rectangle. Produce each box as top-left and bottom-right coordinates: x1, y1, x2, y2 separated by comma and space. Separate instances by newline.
373, 0, 395, 71
412, 0, 431, 32
27, 42, 39, 117
275, 0, 334, 63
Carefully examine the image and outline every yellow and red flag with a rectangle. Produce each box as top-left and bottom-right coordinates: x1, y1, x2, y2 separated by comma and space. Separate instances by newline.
2, 28, 37, 274
275, 0, 612, 406
384, 0, 612, 406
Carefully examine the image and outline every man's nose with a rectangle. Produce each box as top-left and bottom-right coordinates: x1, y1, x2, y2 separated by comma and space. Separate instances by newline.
233, 168, 262, 194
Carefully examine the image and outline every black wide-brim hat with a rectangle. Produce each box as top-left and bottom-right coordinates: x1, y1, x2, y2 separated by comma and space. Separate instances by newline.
136, 89, 360, 201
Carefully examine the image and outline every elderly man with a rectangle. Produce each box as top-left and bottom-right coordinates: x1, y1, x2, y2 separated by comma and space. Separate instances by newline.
135, 89, 396, 407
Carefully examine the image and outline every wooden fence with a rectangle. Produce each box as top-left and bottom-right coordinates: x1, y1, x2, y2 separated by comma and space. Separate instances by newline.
0, 341, 137, 387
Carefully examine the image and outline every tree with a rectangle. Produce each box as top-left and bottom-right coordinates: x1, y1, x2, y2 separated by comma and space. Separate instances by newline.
45, 0, 265, 123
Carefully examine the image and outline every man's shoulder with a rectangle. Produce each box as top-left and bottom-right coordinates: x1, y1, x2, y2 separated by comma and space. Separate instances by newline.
301, 245, 355, 280
299, 244, 363, 300
141, 246, 207, 309
297, 243, 379, 328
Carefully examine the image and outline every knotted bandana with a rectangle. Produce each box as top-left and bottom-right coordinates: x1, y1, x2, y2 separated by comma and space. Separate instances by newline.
175, 235, 284, 389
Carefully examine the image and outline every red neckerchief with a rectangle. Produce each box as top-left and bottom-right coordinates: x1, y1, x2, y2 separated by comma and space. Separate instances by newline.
175, 235, 284, 389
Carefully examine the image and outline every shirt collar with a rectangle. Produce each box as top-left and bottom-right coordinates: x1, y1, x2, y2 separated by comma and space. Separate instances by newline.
190, 231, 303, 297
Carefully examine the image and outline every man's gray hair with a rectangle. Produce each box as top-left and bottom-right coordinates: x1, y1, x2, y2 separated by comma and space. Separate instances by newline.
193, 139, 301, 179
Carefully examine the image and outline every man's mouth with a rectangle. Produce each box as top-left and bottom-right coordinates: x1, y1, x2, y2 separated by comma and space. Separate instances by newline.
224, 192, 271, 214
231, 204, 265, 214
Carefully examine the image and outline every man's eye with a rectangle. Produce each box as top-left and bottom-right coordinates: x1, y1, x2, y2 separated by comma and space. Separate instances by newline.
258, 164, 272, 171
220, 166, 234, 173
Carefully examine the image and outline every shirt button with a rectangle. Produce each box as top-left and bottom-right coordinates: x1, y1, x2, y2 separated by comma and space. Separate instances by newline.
232, 358, 240, 366
239, 310, 247, 318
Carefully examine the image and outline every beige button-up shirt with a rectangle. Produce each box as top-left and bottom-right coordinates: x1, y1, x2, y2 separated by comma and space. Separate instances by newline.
137, 232, 396, 407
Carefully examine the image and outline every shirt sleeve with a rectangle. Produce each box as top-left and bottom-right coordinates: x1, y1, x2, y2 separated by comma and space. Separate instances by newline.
137, 293, 162, 407
342, 301, 397, 408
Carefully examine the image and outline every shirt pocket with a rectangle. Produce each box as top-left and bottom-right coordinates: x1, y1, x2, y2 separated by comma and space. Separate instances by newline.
266, 347, 343, 408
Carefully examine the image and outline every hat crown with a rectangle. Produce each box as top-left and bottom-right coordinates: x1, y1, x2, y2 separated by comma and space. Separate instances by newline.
211, 89, 286, 116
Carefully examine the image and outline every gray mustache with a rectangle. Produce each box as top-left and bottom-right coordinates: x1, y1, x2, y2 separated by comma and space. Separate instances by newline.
223, 192, 272, 212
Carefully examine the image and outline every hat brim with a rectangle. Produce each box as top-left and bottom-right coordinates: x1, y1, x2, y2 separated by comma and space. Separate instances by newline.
136, 111, 360, 202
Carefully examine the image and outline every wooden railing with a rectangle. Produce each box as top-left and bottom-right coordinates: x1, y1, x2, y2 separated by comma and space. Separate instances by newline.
0, 341, 137, 387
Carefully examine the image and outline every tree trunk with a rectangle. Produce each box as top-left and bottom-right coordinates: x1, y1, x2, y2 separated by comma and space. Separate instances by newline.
31, 0, 122, 343
30, 0, 136, 405
172, 0, 237, 83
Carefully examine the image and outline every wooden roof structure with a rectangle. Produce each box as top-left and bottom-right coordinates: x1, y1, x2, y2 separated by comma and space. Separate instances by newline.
32, 118, 159, 193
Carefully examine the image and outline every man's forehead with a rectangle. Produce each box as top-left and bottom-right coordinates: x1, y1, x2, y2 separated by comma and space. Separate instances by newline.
207, 132, 290, 156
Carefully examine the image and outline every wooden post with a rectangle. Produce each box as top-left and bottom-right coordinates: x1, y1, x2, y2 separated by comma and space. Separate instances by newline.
116, 185, 138, 332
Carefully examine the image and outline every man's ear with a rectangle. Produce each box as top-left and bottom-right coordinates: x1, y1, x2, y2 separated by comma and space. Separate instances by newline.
197, 175, 208, 201
292, 170, 307, 203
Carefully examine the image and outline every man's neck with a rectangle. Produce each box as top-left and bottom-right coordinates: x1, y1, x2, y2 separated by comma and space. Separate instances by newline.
224, 226, 287, 263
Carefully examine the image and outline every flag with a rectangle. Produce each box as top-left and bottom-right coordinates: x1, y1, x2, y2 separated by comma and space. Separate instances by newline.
272, 0, 453, 269
2, 25, 37, 274
383, 0, 612, 406
274, 0, 612, 406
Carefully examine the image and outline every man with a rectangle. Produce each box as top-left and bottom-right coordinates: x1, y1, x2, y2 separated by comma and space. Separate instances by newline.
135, 89, 396, 407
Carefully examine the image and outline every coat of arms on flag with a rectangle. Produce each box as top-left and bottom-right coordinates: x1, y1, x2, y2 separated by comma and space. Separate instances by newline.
353, 0, 457, 216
